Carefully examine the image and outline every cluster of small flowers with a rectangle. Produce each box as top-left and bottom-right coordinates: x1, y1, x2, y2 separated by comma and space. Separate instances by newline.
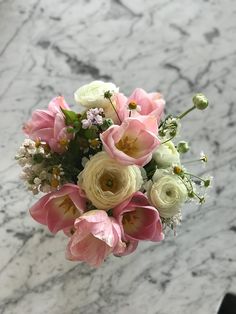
16, 139, 64, 194
81, 108, 104, 129
16, 80, 211, 267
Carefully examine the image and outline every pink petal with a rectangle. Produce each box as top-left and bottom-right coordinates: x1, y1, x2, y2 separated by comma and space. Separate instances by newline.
46, 196, 80, 234
48, 96, 70, 113
29, 194, 50, 225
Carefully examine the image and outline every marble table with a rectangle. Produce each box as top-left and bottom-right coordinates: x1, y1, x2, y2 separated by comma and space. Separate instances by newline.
0, 0, 236, 313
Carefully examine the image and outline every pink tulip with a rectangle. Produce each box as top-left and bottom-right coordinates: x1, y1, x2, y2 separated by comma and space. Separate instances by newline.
66, 210, 126, 267
113, 192, 164, 243
100, 116, 160, 166
23, 96, 73, 153
29, 184, 87, 233
127, 88, 165, 122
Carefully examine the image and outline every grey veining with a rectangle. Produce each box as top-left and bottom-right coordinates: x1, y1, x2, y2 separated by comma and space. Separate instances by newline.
0, 0, 236, 313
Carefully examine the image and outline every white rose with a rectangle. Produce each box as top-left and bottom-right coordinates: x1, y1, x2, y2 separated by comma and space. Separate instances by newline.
153, 141, 180, 168
78, 152, 143, 210
74, 81, 119, 108
146, 169, 187, 218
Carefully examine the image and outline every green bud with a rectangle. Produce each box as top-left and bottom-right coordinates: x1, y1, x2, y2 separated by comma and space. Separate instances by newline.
204, 179, 211, 187
177, 141, 190, 153
100, 118, 114, 131
169, 129, 177, 137
188, 191, 195, 198
192, 93, 209, 110
158, 129, 166, 137
104, 90, 113, 99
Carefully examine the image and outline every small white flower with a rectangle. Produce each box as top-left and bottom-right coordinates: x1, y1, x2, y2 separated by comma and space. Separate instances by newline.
18, 157, 28, 167
81, 119, 92, 129
33, 177, 41, 185
200, 151, 208, 163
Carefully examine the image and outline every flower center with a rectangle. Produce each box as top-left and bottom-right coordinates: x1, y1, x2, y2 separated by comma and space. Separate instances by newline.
128, 100, 137, 110
122, 208, 143, 235
166, 190, 172, 197
99, 172, 120, 193
58, 196, 77, 215
59, 138, 69, 148
115, 136, 139, 157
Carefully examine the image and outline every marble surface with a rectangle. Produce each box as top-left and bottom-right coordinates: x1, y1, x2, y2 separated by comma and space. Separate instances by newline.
0, 0, 236, 313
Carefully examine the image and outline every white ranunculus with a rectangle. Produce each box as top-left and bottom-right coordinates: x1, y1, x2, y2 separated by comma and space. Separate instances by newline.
153, 141, 180, 168
78, 152, 143, 210
74, 81, 119, 108
147, 169, 187, 218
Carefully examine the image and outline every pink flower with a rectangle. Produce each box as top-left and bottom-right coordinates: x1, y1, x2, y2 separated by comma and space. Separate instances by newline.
113, 192, 164, 243
66, 210, 126, 267
127, 88, 165, 122
100, 116, 160, 166
23, 96, 73, 153
29, 184, 87, 233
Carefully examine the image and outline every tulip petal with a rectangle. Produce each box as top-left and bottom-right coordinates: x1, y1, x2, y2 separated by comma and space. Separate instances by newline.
46, 195, 81, 233
29, 194, 50, 225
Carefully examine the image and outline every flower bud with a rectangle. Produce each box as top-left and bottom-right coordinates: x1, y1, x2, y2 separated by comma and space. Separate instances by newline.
104, 90, 113, 99
100, 118, 114, 131
177, 141, 190, 153
128, 101, 137, 110
204, 179, 210, 187
192, 93, 208, 110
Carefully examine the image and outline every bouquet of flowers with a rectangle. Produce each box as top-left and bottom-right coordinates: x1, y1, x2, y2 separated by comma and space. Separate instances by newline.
16, 81, 211, 267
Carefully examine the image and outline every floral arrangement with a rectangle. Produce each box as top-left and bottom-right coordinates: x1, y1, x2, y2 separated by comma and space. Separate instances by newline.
16, 81, 211, 267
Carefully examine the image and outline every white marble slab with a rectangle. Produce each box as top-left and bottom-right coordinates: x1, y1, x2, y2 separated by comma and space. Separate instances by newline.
0, 0, 236, 313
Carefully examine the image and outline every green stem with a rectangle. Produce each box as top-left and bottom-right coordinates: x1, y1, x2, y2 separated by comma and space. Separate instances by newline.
185, 175, 194, 190
178, 176, 201, 200
176, 105, 195, 120
108, 97, 122, 124
161, 135, 175, 144
184, 172, 205, 182
182, 159, 202, 165
177, 176, 192, 193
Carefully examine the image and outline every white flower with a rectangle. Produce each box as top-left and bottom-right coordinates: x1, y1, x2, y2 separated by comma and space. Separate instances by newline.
153, 141, 180, 168
146, 169, 187, 218
74, 81, 119, 108
78, 151, 143, 210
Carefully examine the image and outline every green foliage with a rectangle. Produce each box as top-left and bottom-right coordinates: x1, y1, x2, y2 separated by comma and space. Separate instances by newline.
144, 158, 157, 180
61, 108, 78, 125
100, 118, 114, 131
83, 127, 98, 139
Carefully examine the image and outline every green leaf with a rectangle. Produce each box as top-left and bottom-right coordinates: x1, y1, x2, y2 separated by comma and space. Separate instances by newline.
61, 108, 79, 126
83, 127, 98, 139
